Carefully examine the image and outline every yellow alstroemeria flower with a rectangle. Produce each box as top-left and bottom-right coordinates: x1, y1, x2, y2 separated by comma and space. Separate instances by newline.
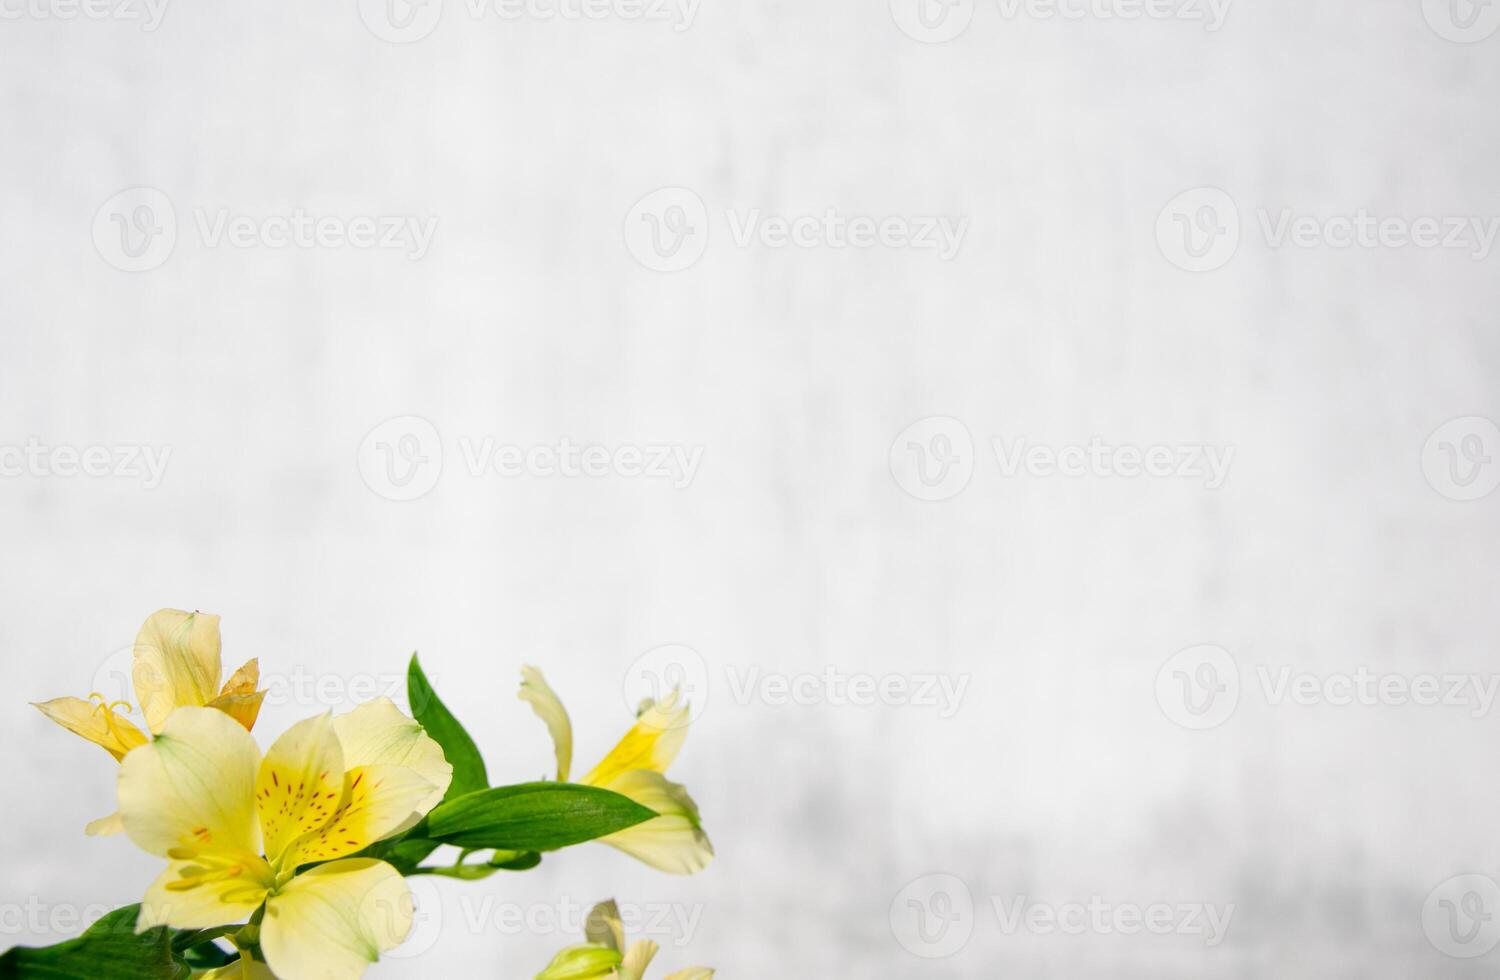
535, 900, 713, 980
32, 609, 269, 836
519, 668, 712, 875
33, 609, 267, 758
117, 698, 452, 980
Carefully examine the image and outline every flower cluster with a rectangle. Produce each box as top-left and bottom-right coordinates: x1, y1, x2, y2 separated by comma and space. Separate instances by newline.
10, 609, 715, 980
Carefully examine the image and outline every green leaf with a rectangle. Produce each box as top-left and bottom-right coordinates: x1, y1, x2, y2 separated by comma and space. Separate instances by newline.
0, 905, 190, 979
426, 782, 656, 851
407, 653, 487, 801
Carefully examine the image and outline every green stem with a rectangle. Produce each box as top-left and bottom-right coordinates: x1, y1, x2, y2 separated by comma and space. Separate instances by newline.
171, 924, 239, 951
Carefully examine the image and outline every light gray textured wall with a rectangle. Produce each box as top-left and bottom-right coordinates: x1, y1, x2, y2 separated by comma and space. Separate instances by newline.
3, 0, 1500, 976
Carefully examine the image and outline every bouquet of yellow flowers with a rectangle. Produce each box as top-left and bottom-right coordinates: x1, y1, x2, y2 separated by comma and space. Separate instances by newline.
5, 610, 714, 979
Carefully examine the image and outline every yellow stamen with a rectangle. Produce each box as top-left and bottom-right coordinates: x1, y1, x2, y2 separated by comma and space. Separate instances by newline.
87, 692, 138, 746
162, 849, 270, 906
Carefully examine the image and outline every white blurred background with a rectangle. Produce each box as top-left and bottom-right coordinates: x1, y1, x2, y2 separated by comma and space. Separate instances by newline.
3, 0, 1500, 975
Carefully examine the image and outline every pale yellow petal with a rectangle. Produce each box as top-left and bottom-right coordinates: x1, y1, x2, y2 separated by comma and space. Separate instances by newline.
133, 609, 224, 733
599, 816, 715, 876
32, 697, 148, 762
519, 666, 573, 782
583, 899, 624, 953
260, 858, 411, 980
581, 692, 690, 788
662, 970, 715, 980
620, 939, 660, 980
331, 697, 453, 814
117, 706, 261, 860
85, 811, 125, 836
198, 959, 278, 979
593, 769, 713, 875
256, 712, 344, 867
279, 764, 436, 870
136, 855, 273, 933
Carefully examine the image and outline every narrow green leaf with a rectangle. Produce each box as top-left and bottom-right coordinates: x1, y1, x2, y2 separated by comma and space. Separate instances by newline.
426, 782, 656, 851
407, 653, 487, 801
0, 905, 189, 979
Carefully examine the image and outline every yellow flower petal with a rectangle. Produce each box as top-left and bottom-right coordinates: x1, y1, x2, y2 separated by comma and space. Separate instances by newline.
208, 690, 268, 733
117, 706, 261, 860
198, 959, 277, 979
592, 770, 713, 875
218, 658, 261, 698
581, 693, 690, 788
133, 610, 224, 734
136, 855, 273, 932
85, 811, 125, 836
32, 696, 148, 762
279, 764, 437, 870
662, 970, 715, 980
331, 697, 453, 813
583, 900, 625, 953
620, 939, 660, 980
598, 813, 714, 875
256, 712, 344, 867
260, 858, 412, 980
209, 658, 268, 732
519, 666, 573, 782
